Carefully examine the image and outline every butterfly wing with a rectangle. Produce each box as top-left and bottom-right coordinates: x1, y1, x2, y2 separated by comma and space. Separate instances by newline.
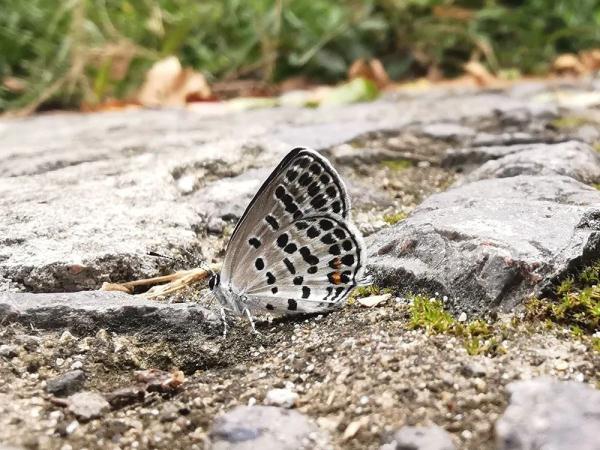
241, 214, 367, 314
220, 148, 351, 291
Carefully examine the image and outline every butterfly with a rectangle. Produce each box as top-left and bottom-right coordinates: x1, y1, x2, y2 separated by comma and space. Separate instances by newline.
208, 147, 368, 334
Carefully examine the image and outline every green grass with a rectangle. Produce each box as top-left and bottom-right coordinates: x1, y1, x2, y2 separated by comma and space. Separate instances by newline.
3, 0, 600, 112
408, 294, 508, 355
349, 284, 392, 300
409, 295, 455, 333
382, 211, 408, 225
526, 260, 600, 333
550, 116, 593, 129
381, 159, 413, 171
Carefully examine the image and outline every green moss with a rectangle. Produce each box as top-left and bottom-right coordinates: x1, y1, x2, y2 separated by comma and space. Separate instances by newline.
592, 337, 600, 353
408, 295, 507, 356
348, 285, 392, 305
381, 159, 413, 171
593, 184, 600, 191
550, 116, 591, 129
408, 295, 455, 334
526, 260, 600, 335
382, 211, 407, 225
594, 143, 600, 154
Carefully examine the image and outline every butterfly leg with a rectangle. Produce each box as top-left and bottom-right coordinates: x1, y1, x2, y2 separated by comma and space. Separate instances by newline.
220, 306, 228, 337
243, 307, 261, 335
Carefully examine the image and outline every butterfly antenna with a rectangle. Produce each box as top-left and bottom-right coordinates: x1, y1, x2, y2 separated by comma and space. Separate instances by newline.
177, 247, 216, 276
147, 251, 186, 266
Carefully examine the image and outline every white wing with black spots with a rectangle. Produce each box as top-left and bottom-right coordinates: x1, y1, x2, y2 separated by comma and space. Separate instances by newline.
221, 148, 351, 291
210, 147, 369, 318
241, 214, 366, 313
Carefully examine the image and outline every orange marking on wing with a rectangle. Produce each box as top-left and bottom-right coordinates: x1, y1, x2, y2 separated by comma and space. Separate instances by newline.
331, 272, 342, 285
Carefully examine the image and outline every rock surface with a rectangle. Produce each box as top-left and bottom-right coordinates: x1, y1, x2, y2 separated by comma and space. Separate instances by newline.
67, 392, 110, 422
380, 425, 456, 450
460, 140, 600, 185
46, 370, 86, 397
209, 405, 329, 450
495, 378, 600, 450
0, 291, 219, 334
0, 87, 564, 293
368, 175, 600, 314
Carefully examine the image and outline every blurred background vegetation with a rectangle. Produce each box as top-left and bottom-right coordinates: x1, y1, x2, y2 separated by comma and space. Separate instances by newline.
1, 0, 600, 113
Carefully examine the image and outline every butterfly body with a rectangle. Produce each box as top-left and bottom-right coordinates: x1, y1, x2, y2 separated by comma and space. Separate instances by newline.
209, 147, 368, 329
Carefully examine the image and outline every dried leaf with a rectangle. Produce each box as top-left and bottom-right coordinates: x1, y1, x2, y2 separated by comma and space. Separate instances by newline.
553, 53, 586, 75
579, 49, 600, 72
2, 77, 26, 93
463, 61, 496, 86
137, 56, 211, 107
432, 5, 474, 21
348, 59, 390, 88
357, 293, 392, 308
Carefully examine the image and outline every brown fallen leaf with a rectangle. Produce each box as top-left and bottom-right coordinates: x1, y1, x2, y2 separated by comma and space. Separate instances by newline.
137, 56, 211, 107
348, 58, 390, 88
81, 98, 142, 113
553, 53, 586, 75
463, 61, 496, 86
578, 49, 600, 72
2, 77, 26, 93
432, 4, 474, 21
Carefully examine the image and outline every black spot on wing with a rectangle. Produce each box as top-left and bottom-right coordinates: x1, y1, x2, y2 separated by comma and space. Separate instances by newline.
288, 299, 298, 311
255, 258, 264, 271
265, 215, 279, 230
341, 254, 355, 266
277, 233, 289, 248
283, 258, 296, 274
299, 246, 319, 265
248, 237, 261, 248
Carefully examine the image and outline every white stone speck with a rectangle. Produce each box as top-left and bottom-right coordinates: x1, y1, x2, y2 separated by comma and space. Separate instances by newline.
65, 421, 79, 434
264, 388, 299, 408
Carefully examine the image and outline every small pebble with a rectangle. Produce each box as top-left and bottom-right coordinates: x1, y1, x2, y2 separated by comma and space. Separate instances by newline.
0, 344, 18, 358
554, 360, 568, 371
264, 388, 299, 408
68, 392, 110, 421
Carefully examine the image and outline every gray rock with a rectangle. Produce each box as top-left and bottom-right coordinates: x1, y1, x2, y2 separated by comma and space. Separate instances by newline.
0, 88, 571, 293
496, 378, 600, 450
0, 344, 18, 358
0, 291, 219, 334
421, 123, 475, 140
368, 175, 600, 314
68, 391, 110, 422
381, 425, 455, 450
46, 370, 86, 396
209, 405, 329, 450
462, 141, 600, 185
